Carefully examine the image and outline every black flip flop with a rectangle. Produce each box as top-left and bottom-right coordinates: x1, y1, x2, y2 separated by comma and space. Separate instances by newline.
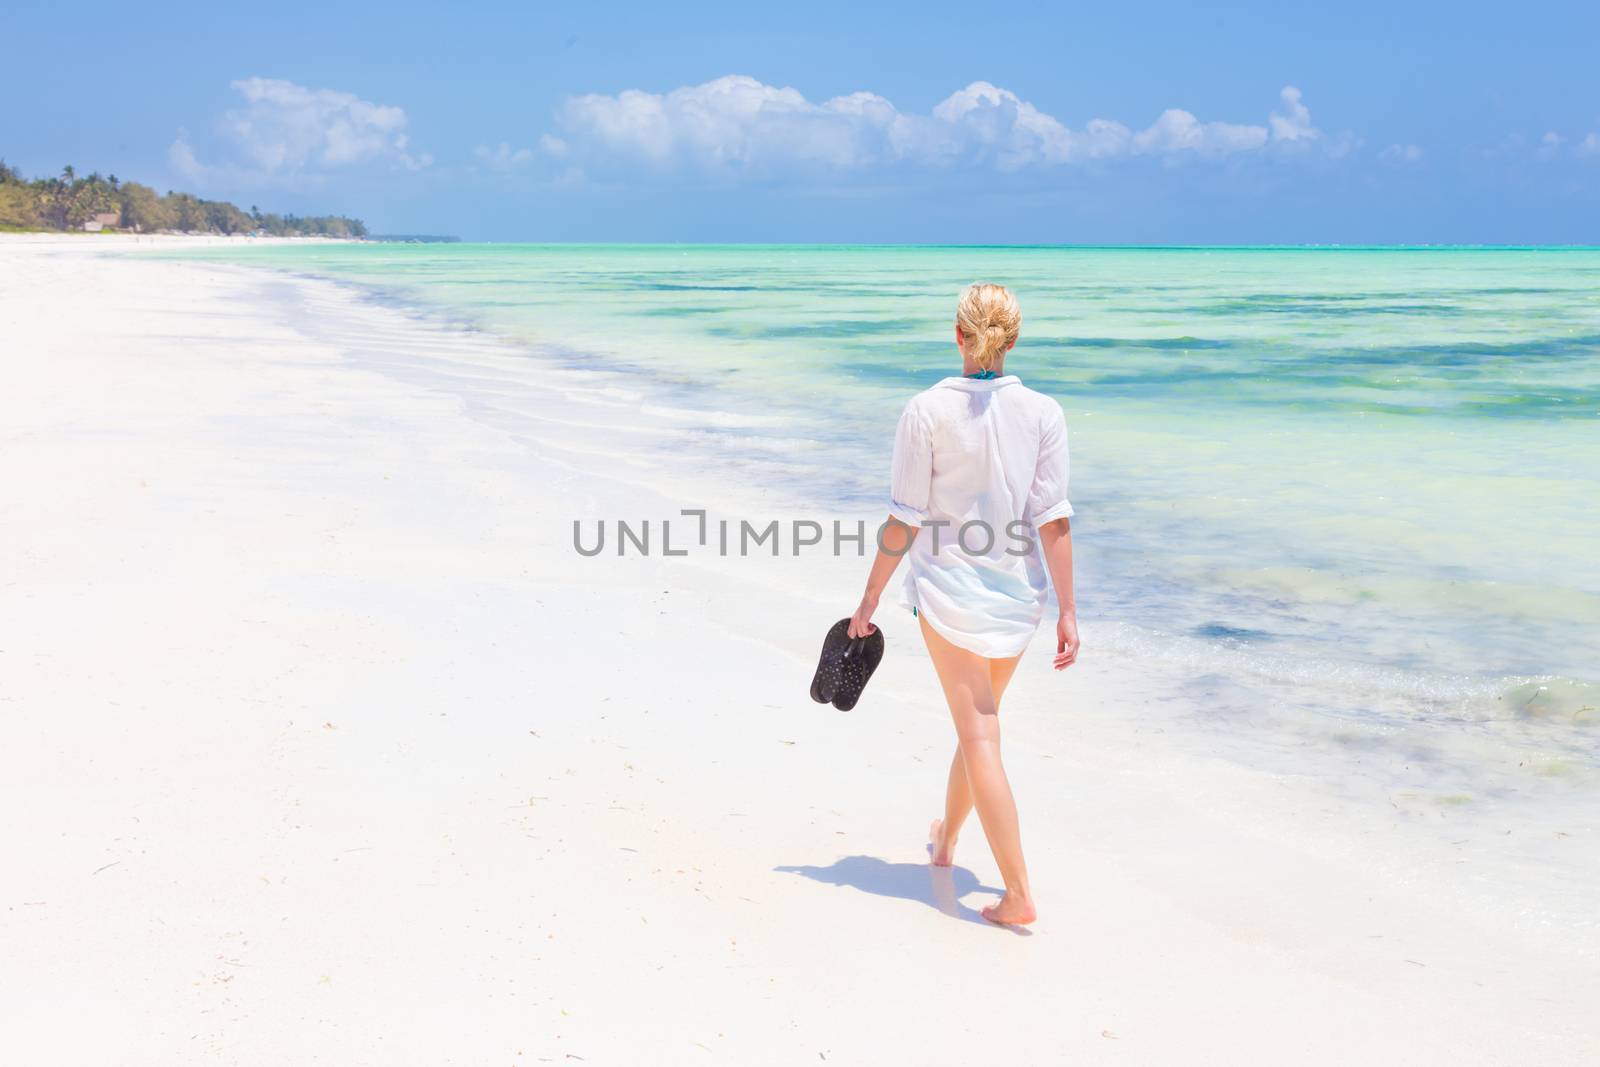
809, 618, 885, 712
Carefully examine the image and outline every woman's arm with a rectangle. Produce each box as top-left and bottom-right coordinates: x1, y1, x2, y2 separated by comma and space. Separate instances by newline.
847, 517, 918, 638
1038, 517, 1080, 670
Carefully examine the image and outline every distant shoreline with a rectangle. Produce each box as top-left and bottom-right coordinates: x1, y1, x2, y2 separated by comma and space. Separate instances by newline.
0, 232, 361, 247
0, 161, 367, 237
0, 231, 466, 247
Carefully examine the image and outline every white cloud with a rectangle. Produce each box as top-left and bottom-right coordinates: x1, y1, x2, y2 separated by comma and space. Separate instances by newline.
1132, 109, 1267, 154
1379, 143, 1424, 164
924, 81, 1082, 167
1530, 132, 1566, 161
557, 76, 905, 174
1532, 129, 1600, 161
167, 133, 208, 182
474, 141, 534, 169
543, 75, 1331, 181
172, 78, 429, 183
1268, 86, 1319, 143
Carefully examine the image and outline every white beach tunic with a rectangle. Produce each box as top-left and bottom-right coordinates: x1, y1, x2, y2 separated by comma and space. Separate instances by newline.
888, 375, 1074, 659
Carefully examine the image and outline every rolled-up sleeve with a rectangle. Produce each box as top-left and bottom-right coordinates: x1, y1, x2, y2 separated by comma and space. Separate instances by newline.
1028, 404, 1074, 527
888, 401, 933, 527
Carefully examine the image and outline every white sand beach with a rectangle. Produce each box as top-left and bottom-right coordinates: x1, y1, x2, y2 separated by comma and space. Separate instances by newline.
2, 236, 1595, 1065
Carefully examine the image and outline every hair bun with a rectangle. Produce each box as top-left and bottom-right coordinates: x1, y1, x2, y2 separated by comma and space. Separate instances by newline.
956, 283, 1022, 372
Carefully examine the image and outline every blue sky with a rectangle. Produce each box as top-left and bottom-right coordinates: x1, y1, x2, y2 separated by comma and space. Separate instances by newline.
4, 0, 1598, 242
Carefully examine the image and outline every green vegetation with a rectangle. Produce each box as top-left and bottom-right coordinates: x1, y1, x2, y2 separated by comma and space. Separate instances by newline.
0, 160, 367, 237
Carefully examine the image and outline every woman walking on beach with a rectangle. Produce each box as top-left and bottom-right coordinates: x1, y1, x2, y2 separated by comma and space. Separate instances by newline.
847, 283, 1078, 926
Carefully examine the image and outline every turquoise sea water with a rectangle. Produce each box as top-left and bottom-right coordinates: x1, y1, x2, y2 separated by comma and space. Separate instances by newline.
170, 243, 1600, 778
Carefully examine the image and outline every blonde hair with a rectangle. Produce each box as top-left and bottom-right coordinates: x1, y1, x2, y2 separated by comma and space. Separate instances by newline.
955, 282, 1021, 373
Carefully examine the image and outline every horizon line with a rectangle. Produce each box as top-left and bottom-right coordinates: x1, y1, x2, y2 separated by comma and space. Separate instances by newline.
374, 240, 1600, 251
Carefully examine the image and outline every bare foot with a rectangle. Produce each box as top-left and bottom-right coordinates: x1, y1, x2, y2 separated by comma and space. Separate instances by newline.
928, 819, 955, 867
981, 891, 1037, 926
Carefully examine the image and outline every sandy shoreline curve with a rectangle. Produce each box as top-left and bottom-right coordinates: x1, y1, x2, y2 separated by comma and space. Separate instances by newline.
2, 235, 1595, 1065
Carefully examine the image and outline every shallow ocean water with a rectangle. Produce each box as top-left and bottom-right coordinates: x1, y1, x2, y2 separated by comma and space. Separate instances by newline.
168, 243, 1600, 786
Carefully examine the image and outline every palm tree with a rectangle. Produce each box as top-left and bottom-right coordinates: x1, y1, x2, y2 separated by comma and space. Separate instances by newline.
35, 176, 66, 228
61, 164, 76, 182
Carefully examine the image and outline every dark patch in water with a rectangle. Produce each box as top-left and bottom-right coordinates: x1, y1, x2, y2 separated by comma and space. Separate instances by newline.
1384, 334, 1600, 364
636, 305, 735, 317
1195, 623, 1275, 642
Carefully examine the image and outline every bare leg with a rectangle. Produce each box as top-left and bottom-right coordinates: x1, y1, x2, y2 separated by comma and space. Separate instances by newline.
929, 749, 971, 867
920, 617, 1035, 925
930, 653, 1020, 866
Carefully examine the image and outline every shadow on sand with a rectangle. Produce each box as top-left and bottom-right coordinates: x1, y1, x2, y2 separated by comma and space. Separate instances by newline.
775, 855, 1025, 930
